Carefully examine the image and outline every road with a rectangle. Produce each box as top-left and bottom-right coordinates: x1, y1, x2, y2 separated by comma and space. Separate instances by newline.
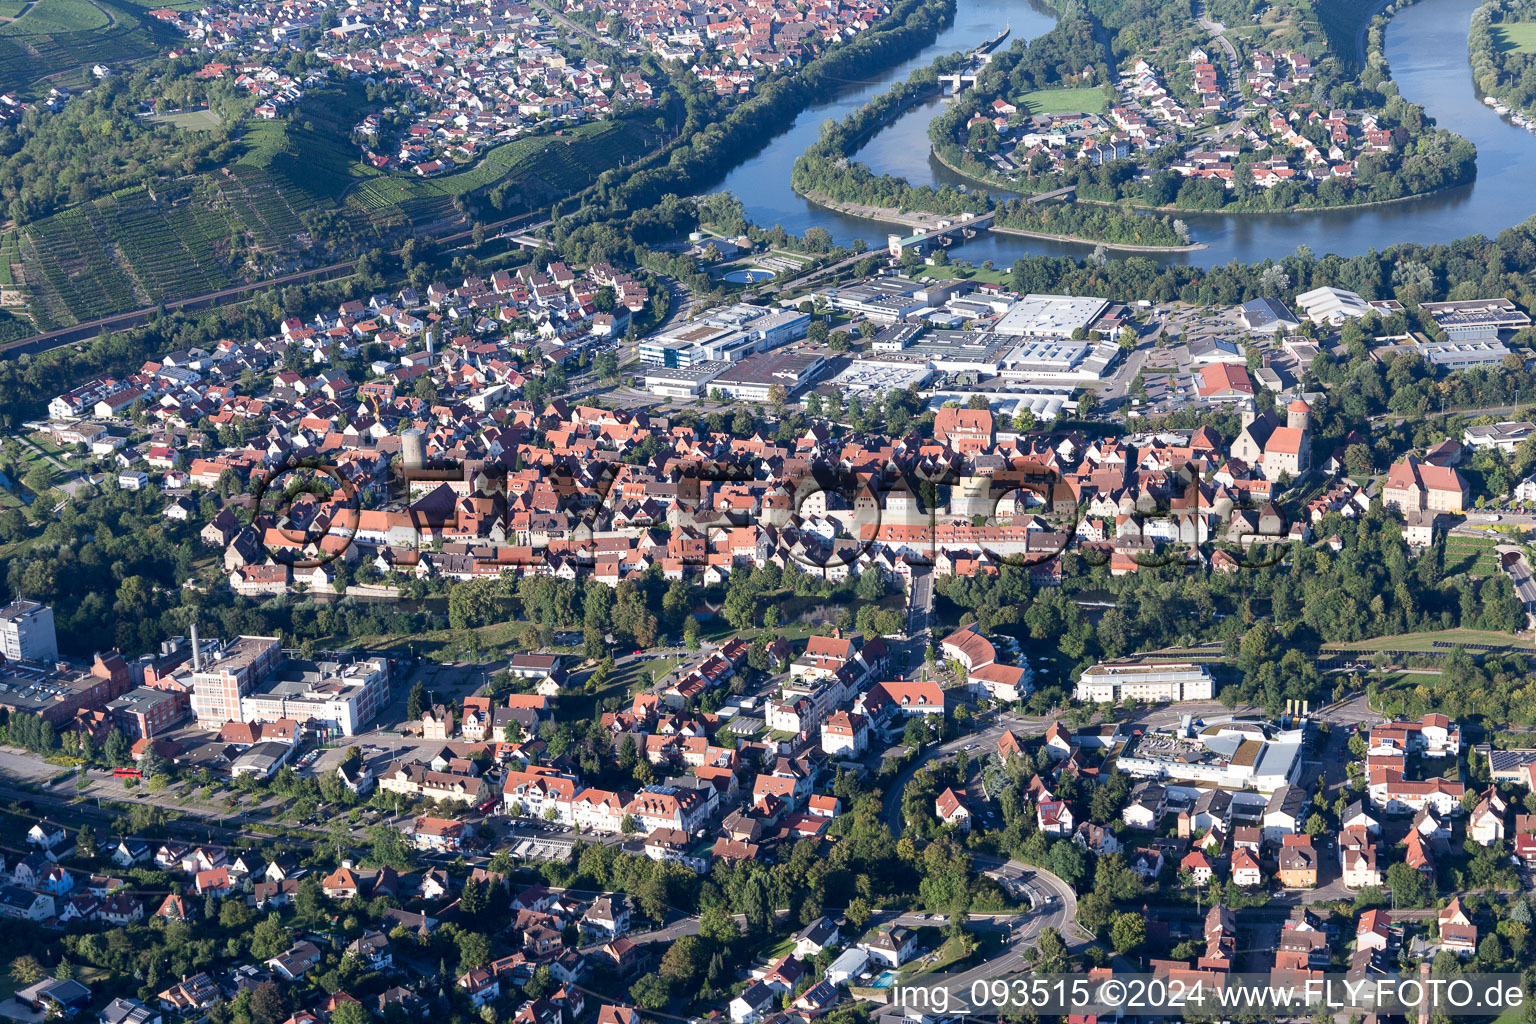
530, 0, 615, 46
1192, 0, 1243, 107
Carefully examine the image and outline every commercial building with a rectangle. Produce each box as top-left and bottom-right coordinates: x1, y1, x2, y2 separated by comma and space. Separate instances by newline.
1116, 719, 1305, 793
238, 654, 392, 738
1002, 337, 1122, 382
812, 358, 934, 401
0, 660, 129, 726
1075, 661, 1214, 703
1294, 286, 1371, 325
1463, 421, 1535, 452
641, 361, 730, 399
992, 294, 1109, 337
710, 349, 826, 402
185, 635, 285, 729
106, 685, 189, 740
0, 600, 58, 664
1414, 339, 1514, 370
817, 280, 931, 321
638, 304, 810, 366
1420, 298, 1531, 342
1239, 297, 1301, 332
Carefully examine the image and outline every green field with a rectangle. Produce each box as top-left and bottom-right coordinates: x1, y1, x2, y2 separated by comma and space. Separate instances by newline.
1494, 20, 1536, 53
914, 263, 1012, 285
1012, 86, 1109, 115
0, 0, 109, 35
147, 108, 222, 130
1323, 628, 1536, 654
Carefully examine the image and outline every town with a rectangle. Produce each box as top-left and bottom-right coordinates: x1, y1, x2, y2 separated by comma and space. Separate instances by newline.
3, 224, 1536, 1022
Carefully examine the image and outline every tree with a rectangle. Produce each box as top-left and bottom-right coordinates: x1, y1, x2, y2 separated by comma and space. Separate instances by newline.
699, 904, 741, 947
659, 935, 706, 986
630, 974, 670, 1010
250, 915, 288, 960
368, 824, 416, 870
1386, 862, 1428, 908
76, 825, 97, 860
1110, 912, 1146, 956
9, 956, 45, 986
405, 681, 427, 722
331, 1004, 371, 1024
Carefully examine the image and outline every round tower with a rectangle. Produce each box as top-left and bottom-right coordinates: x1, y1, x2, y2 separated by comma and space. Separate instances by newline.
1286, 398, 1310, 432
402, 428, 427, 470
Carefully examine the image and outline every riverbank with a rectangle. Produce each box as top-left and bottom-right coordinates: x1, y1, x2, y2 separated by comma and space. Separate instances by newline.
794, 188, 1207, 252
931, 140, 1474, 219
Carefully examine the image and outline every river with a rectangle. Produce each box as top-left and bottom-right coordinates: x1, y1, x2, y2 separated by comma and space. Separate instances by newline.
708, 0, 1536, 267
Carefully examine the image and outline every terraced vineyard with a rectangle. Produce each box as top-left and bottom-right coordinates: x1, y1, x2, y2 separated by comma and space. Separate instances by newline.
12, 109, 662, 329
0, 0, 175, 96
20, 208, 141, 329
0, 231, 19, 287
1443, 532, 1500, 576
213, 166, 313, 252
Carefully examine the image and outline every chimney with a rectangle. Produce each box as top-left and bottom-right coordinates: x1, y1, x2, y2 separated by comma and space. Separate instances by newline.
191, 621, 202, 672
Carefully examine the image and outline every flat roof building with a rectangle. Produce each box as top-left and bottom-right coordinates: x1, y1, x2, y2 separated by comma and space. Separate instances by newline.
1076, 661, 1214, 704
992, 294, 1109, 337
712, 350, 826, 403
1420, 298, 1531, 341
639, 304, 810, 365
815, 358, 934, 400
641, 361, 730, 399
0, 600, 57, 665
1416, 338, 1514, 370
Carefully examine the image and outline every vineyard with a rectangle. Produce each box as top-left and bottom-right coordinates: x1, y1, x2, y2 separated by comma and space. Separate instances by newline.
0, 0, 174, 96
1443, 532, 1501, 577
11, 108, 661, 330
348, 118, 659, 213
19, 207, 141, 329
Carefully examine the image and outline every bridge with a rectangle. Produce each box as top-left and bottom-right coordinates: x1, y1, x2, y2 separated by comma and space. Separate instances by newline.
1026, 185, 1076, 204
938, 71, 979, 92
886, 211, 996, 256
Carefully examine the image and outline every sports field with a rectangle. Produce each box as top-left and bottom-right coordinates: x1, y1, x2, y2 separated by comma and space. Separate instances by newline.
147, 108, 222, 130
1013, 86, 1109, 115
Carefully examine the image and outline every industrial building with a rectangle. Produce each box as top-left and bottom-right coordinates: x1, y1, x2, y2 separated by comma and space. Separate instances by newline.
992, 294, 1109, 337
638, 304, 810, 366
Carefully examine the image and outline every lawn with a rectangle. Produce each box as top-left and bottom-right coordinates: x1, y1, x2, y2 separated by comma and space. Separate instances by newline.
914, 263, 1012, 285
1012, 86, 1109, 115
1494, 20, 1536, 54
0, 0, 107, 33
1323, 628, 1536, 653
147, 108, 222, 130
